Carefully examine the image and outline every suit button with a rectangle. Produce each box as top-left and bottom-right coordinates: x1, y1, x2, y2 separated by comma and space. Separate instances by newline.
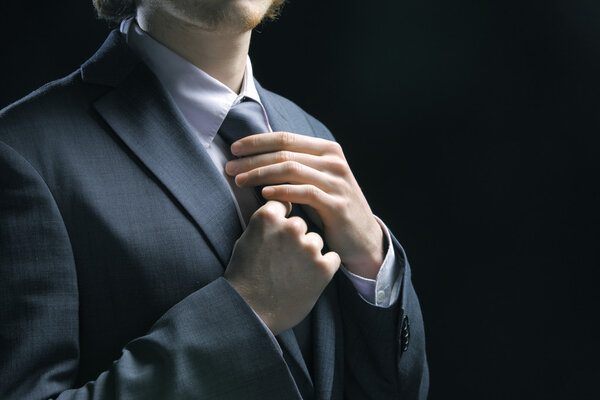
400, 315, 410, 353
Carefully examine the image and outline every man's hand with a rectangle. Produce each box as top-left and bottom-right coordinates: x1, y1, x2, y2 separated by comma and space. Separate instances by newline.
225, 132, 385, 280
224, 200, 340, 335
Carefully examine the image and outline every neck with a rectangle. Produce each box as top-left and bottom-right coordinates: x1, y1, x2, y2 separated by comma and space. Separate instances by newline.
136, 8, 251, 94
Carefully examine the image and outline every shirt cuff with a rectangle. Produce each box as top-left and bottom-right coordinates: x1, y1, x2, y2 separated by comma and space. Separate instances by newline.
340, 216, 402, 308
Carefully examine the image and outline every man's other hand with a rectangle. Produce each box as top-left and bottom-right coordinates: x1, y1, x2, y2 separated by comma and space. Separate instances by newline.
225, 132, 385, 280
224, 200, 340, 335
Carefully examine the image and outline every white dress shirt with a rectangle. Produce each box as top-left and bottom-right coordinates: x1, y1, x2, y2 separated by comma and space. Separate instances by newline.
120, 18, 401, 308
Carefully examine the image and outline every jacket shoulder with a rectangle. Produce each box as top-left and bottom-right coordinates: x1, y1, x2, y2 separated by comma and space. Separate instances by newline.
0, 70, 108, 149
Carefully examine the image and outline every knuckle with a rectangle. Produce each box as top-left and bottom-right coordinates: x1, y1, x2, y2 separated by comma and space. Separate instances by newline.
333, 195, 349, 209
328, 176, 347, 192
254, 204, 279, 222
315, 257, 334, 272
279, 131, 295, 147
277, 151, 293, 163
304, 232, 324, 252
325, 156, 348, 175
327, 141, 343, 155
330, 253, 342, 267
286, 216, 306, 233
312, 233, 324, 249
330, 196, 349, 217
324, 252, 341, 269
284, 161, 302, 174
300, 238, 314, 252
307, 186, 321, 201
246, 156, 255, 170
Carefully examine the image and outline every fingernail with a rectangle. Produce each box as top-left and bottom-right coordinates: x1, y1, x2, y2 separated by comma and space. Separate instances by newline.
225, 161, 236, 175
231, 142, 242, 155
262, 187, 275, 196
236, 172, 248, 186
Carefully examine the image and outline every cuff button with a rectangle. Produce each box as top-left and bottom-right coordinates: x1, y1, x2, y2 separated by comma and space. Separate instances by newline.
400, 315, 410, 353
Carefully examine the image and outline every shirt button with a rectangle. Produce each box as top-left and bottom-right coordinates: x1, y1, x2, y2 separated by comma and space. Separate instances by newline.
376, 290, 386, 303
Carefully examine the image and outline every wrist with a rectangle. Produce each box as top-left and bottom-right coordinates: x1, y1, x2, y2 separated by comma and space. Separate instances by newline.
343, 253, 383, 279
225, 276, 281, 335
342, 220, 385, 279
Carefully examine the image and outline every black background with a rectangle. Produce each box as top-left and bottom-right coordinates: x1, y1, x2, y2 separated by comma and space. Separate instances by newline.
1, 1, 599, 399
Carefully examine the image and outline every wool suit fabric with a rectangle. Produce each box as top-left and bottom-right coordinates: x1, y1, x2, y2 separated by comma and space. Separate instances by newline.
0, 31, 429, 399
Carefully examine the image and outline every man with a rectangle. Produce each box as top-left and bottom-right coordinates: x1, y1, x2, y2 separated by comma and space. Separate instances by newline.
0, 0, 428, 398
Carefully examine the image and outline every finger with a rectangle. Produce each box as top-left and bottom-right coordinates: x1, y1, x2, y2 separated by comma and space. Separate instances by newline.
231, 132, 340, 157
259, 200, 293, 218
235, 161, 335, 192
321, 251, 342, 276
287, 216, 308, 235
226, 151, 329, 176
261, 184, 334, 214
304, 231, 324, 252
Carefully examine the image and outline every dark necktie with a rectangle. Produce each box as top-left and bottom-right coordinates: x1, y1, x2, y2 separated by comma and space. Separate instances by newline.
218, 98, 315, 398
219, 97, 268, 150
218, 98, 270, 205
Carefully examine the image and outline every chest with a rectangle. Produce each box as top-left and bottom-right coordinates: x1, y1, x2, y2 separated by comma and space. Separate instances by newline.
46, 140, 232, 380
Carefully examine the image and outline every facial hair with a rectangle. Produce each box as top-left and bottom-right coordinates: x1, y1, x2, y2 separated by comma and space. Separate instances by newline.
153, 0, 278, 33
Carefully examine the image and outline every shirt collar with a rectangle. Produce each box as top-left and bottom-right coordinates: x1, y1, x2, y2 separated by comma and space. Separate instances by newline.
120, 17, 267, 148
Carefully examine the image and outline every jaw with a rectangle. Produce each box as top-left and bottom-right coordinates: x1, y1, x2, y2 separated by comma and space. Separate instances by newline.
141, 0, 275, 34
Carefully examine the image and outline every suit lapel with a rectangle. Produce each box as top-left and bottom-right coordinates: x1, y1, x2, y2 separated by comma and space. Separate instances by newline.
83, 33, 340, 395
86, 32, 242, 268
258, 82, 340, 399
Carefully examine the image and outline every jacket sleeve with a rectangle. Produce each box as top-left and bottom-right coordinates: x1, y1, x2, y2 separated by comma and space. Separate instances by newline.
303, 111, 430, 399
0, 140, 301, 400
337, 227, 430, 399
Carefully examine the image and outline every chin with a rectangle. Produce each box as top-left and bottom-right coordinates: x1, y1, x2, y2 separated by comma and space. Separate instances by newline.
167, 0, 273, 33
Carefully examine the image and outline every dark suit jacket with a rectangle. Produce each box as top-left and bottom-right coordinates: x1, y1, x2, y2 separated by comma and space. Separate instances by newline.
0, 31, 429, 399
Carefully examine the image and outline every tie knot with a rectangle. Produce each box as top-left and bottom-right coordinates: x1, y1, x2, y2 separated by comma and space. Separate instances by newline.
219, 98, 268, 145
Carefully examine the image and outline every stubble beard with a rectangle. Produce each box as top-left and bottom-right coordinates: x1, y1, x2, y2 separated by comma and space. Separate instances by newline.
160, 0, 277, 34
